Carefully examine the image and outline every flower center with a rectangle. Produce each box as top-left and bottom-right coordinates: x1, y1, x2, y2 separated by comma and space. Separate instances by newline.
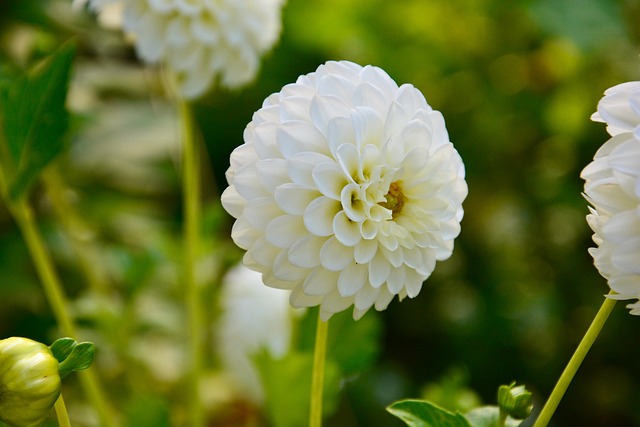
379, 181, 405, 216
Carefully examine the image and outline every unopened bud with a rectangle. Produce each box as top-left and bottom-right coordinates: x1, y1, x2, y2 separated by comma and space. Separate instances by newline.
0, 337, 61, 427
497, 382, 533, 420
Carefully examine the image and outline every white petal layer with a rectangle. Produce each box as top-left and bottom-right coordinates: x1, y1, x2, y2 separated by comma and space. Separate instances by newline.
223, 60, 467, 319
583, 82, 640, 315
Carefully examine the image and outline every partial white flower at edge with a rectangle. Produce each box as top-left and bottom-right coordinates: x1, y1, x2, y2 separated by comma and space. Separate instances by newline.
582, 82, 640, 314
221, 60, 468, 321
79, 0, 285, 99
216, 264, 296, 403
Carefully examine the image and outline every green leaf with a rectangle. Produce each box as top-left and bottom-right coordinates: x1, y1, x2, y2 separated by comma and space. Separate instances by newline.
49, 337, 77, 363
465, 406, 522, 427
57, 341, 96, 378
254, 350, 340, 427
387, 400, 472, 427
0, 40, 75, 201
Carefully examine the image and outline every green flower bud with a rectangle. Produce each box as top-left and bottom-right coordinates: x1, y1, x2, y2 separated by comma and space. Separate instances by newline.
0, 337, 61, 427
497, 382, 533, 420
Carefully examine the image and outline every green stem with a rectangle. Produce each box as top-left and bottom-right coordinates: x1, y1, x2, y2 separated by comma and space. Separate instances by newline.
181, 100, 204, 427
42, 167, 107, 296
54, 394, 72, 427
309, 313, 329, 427
0, 167, 115, 427
11, 199, 116, 427
533, 293, 617, 427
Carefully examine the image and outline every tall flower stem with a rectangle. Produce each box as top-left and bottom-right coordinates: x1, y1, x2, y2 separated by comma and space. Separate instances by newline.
0, 167, 115, 427
180, 100, 204, 427
42, 167, 107, 296
10, 199, 115, 427
310, 314, 329, 427
533, 293, 617, 427
55, 394, 72, 427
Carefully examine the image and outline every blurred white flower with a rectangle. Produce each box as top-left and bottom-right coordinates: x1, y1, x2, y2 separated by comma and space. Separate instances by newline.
591, 81, 640, 137
221, 60, 468, 320
82, 0, 285, 98
216, 264, 295, 403
582, 83, 640, 314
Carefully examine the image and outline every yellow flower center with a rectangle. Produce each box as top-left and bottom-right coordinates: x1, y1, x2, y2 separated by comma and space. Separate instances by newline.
379, 181, 405, 216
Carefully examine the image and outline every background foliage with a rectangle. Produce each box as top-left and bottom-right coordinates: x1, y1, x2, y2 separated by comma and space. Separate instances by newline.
1, 0, 640, 426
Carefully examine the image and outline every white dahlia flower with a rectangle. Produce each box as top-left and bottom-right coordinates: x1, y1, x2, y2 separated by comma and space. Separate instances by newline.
582, 83, 640, 314
83, 0, 285, 98
221, 60, 468, 320
591, 81, 640, 137
216, 264, 294, 403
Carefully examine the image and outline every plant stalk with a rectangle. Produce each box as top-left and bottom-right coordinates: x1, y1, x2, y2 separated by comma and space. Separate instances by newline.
54, 394, 72, 427
181, 100, 204, 427
533, 293, 617, 427
310, 313, 329, 427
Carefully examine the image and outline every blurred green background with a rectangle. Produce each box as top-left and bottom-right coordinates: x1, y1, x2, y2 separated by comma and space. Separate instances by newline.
1, 0, 640, 426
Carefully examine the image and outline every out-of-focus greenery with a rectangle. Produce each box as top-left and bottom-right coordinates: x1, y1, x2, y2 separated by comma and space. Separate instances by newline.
1, 0, 640, 426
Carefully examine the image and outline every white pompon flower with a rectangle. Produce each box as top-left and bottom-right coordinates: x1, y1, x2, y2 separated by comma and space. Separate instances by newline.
84, 0, 285, 98
221, 61, 468, 321
591, 81, 640, 137
582, 83, 640, 314
216, 264, 294, 403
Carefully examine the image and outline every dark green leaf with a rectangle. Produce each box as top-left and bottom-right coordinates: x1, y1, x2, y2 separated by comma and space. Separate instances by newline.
58, 341, 96, 378
49, 337, 76, 363
387, 400, 472, 427
0, 40, 75, 201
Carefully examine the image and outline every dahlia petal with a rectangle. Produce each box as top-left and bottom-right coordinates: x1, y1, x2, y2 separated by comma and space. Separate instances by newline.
255, 158, 289, 193
360, 65, 398, 99
381, 246, 404, 268
327, 116, 356, 157
246, 233, 279, 264
313, 161, 348, 200
231, 216, 260, 249
303, 267, 339, 296
273, 250, 310, 281
319, 237, 354, 272
277, 121, 329, 158
601, 210, 640, 243
265, 215, 306, 248
354, 284, 380, 311
288, 235, 326, 269
220, 186, 245, 219
354, 239, 378, 264
352, 106, 384, 148
321, 289, 354, 314
337, 263, 367, 297
333, 211, 363, 246
234, 164, 269, 200
611, 237, 640, 274
243, 196, 282, 229
303, 196, 341, 237
290, 286, 323, 308
288, 152, 334, 188
279, 96, 313, 122
335, 143, 360, 180
310, 95, 350, 136
405, 268, 424, 298
368, 252, 391, 288
274, 183, 319, 215
386, 265, 407, 294
374, 287, 395, 311
318, 73, 357, 100
353, 82, 389, 118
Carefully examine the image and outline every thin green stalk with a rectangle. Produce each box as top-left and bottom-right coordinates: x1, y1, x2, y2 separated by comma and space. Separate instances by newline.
181, 100, 204, 427
0, 166, 115, 427
42, 167, 107, 296
54, 394, 72, 427
310, 314, 329, 427
533, 293, 617, 427
9, 198, 116, 427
